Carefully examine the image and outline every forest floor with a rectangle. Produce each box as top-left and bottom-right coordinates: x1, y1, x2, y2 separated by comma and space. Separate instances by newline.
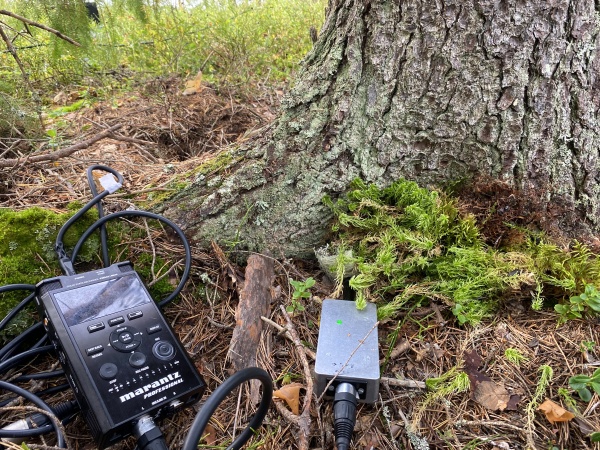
0, 76, 599, 450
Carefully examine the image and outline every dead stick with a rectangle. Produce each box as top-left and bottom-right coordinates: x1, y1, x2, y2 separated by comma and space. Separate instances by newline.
261, 316, 316, 360
279, 305, 313, 450
381, 376, 426, 390
0, 10, 80, 46
0, 124, 123, 168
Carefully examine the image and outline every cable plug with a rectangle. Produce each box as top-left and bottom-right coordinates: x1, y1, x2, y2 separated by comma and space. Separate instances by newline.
1, 399, 78, 444
133, 415, 168, 450
333, 383, 358, 450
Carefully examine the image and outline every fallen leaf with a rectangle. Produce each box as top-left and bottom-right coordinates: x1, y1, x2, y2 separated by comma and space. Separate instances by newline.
201, 423, 217, 445
538, 399, 575, 424
183, 71, 203, 95
273, 382, 303, 415
473, 380, 510, 411
506, 393, 521, 410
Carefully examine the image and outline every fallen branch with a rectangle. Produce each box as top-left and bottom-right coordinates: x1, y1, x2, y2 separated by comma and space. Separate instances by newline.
0, 124, 123, 168
0, 10, 80, 46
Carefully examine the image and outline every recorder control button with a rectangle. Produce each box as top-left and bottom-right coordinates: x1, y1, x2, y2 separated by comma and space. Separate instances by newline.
118, 332, 134, 344
128, 311, 143, 320
129, 352, 147, 368
108, 316, 125, 326
99, 363, 118, 380
152, 341, 175, 361
87, 322, 105, 333
147, 324, 162, 335
110, 326, 142, 352
86, 344, 104, 356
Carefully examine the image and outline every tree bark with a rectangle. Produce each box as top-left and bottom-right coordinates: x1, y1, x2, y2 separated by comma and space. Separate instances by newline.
163, 0, 600, 257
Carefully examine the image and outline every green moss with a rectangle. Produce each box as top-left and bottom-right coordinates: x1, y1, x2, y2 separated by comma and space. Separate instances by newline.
0, 206, 99, 321
190, 149, 239, 181
133, 253, 177, 302
325, 178, 600, 325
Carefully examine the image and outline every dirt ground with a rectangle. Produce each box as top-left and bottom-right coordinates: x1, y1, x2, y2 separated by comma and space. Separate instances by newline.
0, 77, 599, 450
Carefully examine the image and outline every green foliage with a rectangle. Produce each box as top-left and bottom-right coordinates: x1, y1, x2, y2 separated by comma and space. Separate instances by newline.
413, 366, 469, 427
1, 0, 325, 140
568, 368, 600, 402
287, 277, 315, 313
525, 365, 553, 434
504, 348, 528, 366
326, 178, 600, 325
0, 0, 325, 89
326, 179, 521, 324
554, 284, 600, 323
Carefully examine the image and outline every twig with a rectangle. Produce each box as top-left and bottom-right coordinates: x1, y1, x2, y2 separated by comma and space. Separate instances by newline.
279, 305, 314, 450
111, 187, 175, 198
0, 124, 123, 168
381, 376, 426, 390
455, 419, 527, 434
0, 10, 80, 46
261, 315, 316, 360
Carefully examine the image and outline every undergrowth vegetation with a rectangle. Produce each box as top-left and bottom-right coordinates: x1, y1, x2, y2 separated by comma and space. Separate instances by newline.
325, 179, 600, 325
0, 0, 326, 136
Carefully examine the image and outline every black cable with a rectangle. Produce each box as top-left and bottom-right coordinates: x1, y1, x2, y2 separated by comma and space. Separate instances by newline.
13, 369, 65, 381
70, 210, 192, 307
332, 383, 358, 450
0, 345, 54, 375
0, 286, 36, 334
54, 189, 111, 276
0, 285, 36, 294
0, 399, 78, 441
182, 367, 273, 450
86, 165, 125, 268
0, 380, 66, 448
0, 322, 44, 362
0, 383, 70, 408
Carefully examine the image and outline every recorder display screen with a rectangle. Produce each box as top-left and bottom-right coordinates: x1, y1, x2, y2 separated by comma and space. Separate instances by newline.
54, 274, 151, 326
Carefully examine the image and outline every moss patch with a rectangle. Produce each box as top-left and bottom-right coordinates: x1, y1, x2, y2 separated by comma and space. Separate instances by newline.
326, 179, 600, 325
0, 206, 99, 320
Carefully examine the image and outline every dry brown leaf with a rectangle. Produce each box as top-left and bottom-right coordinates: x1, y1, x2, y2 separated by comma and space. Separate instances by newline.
273, 382, 303, 415
538, 399, 575, 424
183, 71, 203, 96
201, 423, 218, 445
473, 380, 510, 411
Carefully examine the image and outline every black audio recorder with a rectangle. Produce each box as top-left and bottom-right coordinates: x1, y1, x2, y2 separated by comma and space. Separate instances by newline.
35, 262, 206, 449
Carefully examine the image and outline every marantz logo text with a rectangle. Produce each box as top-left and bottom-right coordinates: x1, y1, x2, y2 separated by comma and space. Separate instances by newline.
119, 372, 182, 403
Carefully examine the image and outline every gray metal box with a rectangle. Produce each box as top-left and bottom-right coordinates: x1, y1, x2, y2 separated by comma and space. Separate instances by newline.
314, 299, 379, 403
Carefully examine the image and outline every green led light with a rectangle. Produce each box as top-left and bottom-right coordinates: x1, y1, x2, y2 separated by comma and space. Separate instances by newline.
336, 319, 343, 325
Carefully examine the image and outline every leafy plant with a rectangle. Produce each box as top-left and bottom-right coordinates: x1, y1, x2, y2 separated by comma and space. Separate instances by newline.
568, 368, 600, 402
325, 179, 532, 325
287, 277, 315, 314
555, 284, 600, 323
580, 340, 596, 352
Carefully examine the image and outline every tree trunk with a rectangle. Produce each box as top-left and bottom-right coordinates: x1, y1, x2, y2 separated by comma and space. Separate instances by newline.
163, 0, 600, 257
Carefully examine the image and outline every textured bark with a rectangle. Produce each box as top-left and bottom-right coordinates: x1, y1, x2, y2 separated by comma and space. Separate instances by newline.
164, 0, 600, 256
227, 254, 273, 370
